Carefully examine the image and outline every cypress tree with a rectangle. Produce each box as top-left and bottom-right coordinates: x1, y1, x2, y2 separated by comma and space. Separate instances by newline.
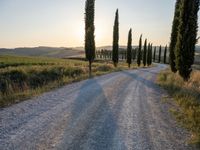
112, 9, 119, 67
100, 50, 102, 59
124, 51, 127, 60
147, 43, 153, 66
164, 45, 167, 64
153, 47, 156, 62
127, 29, 132, 68
85, 0, 95, 77
147, 43, 150, 66
175, 0, 200, 81
143, 39, 147, 66
150, 44, 153, 65
169, 0, 181, 73
137, 35, 142, 66
133, 49, 137, 61
158, 45, 162, 63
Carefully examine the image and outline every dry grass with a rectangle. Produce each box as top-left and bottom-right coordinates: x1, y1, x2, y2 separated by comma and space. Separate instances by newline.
157, 68, 200, 147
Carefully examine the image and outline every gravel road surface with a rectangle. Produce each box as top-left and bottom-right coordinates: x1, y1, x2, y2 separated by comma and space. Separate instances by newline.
0, 64, 195, 150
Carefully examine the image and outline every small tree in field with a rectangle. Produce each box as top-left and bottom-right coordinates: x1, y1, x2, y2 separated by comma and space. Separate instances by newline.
127, 29, 132, 68
137, 35, 142, 66
85, 0, 95, 77
112, 9, 119, 67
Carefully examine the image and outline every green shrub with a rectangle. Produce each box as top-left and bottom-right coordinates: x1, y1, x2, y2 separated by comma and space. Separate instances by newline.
96, 65, 113, 72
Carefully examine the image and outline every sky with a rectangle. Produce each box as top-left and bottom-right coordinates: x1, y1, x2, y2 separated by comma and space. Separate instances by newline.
0, 0, 199, 48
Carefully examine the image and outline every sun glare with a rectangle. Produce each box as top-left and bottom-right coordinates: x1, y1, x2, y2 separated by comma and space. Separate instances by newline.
76, 21, 105, 46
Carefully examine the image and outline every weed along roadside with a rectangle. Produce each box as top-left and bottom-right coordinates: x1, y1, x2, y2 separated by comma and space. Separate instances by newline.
157, 68, 200, 148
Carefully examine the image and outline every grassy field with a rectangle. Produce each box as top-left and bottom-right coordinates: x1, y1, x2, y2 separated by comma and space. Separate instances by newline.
157, 68, 200, 147
0, 55, 138, 107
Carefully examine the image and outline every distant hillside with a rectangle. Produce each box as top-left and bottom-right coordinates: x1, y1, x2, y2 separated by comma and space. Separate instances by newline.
1, 45, 199, 59
0, 47, 84, 58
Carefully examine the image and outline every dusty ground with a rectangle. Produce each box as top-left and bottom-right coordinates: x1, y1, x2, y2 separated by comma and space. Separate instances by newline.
0, 64, 195, 150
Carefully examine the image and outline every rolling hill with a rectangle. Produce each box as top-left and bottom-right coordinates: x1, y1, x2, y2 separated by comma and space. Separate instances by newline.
0, 47, 84, 58
0, 46, 200, 60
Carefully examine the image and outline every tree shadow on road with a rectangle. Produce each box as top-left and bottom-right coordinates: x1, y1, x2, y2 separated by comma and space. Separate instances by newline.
58, 78, 127, 150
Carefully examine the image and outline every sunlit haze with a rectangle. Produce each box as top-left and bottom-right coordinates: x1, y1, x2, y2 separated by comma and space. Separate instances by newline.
0, 0, 200, 48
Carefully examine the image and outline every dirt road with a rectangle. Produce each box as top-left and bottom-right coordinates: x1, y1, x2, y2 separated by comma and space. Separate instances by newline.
0, 64, 194, 150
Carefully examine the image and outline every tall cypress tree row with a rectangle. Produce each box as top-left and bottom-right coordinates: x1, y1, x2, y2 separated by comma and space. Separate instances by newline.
137, 35, 142, 66
143, 39, 147, 66
158, 45, 162, 63
112, 9, 119, 67
153, 47, 156, 62
175, 0, 200, 81
169, 0, 181, 73
85, 0, 95, 77
164, 45, 167, 64
127, 29, 132, 68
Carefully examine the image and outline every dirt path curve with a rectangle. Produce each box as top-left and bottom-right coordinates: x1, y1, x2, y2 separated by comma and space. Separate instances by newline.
0, 64, 194, 150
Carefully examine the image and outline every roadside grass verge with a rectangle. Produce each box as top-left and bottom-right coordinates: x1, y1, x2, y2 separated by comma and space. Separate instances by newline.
0, 55, 139, 107
157, 68, 200, 147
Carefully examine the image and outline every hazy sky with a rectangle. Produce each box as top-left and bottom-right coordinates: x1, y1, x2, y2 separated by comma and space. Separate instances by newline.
0, 0, 199, 48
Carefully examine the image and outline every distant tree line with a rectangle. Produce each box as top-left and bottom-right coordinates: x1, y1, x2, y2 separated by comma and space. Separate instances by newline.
96, 44, 169, 66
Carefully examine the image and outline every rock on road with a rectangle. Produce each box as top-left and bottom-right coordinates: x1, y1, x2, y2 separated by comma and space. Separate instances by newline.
0, 64, 194, 150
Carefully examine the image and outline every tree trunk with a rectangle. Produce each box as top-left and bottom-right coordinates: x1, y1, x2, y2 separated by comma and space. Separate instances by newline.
114, 62, 117, 68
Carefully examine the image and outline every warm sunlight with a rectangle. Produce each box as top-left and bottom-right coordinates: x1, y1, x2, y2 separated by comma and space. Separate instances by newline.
76, 20, 107, 46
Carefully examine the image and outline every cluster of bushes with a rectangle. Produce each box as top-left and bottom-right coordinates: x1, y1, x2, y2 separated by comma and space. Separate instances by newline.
0, 67, 85, 95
